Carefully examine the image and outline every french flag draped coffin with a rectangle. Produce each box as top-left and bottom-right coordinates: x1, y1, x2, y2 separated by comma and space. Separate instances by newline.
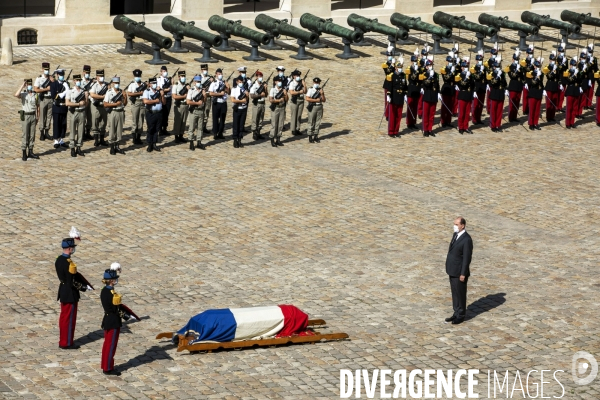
177, 305, 310, 343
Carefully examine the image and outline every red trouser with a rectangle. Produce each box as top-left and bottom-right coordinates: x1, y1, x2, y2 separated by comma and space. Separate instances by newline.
546, 90, 559, 120
523, 88, 529, 113
578, 90, 587, 116
101, 328, 120, 372
565, 95, 579, 127
457, 99, 471, 130
406, 96, 419, 126
417, 93, 424, 117
387, 103, 403, 135
486, 90, 491, 114
59, 302, 78, 347
441, 94, 454, 124
596, 96, 600, 123
528, 97, 541, 126
384, 90, 389, 119
422, 101, 436, 132
508, 90, 522, 120
489, 99, 503, 129
453, 91, 459, 114
558, 89, 566, 110
472, 90, 485, 123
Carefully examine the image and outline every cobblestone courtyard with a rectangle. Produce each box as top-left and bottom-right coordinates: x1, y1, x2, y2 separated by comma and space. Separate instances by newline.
0, 32, 599, 399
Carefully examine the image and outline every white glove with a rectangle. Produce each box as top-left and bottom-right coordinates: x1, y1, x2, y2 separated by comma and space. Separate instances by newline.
86, 285, 94, 291
391, 58, 396, 65
524, 84, 529, 90
496, 70, 502, 78
559, 84, 564, 91
386, 95, 391, 103
543, 90, 547, 97
128, 315, 136, 321
589, 80, 592, 86
437, 93, 442, 101
450, 66, 455, 73
420, 88, 424, 94
455, 85, 460, 91
486, 84, 490, 92
429, 70, 434, 77
473, 93, 478, 99
58, 91, 67, 99
580, 87, 583, 93
536, 69, 541, 77
573, 69, 578, 76
582, 64, 587, 72
505, 90, 510, 97
404, 95, 408, 102
466, 71, 470, 78
516, 65, 520, 71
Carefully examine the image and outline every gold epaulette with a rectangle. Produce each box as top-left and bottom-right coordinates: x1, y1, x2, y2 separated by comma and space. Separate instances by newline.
381, 62, 389, 70
404, 68, 411, 75
111, 289, 122, 305
440, 67, 447, 75
563, 71, 570, 77
486, 73, 493, 81
68, 259, 77, 274
483, 61, 489, 68
520, 60, 527, 67
386, 73, 393, 82
503, 66, 510, 73
526, 71, 533, 79
542, 67, 550, 75
418, 73, 426, 81
454, 75, 461, 82
594, 72, 600, 79
469, 66, 475, 74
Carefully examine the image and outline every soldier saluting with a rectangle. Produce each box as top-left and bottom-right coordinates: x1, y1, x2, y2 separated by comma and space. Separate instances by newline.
14, 78, 40, 161
33, 62, 53, 141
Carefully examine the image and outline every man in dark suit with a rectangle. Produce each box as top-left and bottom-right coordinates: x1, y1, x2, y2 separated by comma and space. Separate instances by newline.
445, 217, 473, 325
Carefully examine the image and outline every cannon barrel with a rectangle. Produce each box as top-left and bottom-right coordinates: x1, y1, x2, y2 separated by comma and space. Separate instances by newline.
390, 13, 452, 39
347, 13, 408, 41
208, 15, 270, 45
254, 14, 318, 44
300, 13, 363, 43
113, 15, 172, 49
161, 16, 223, 47
433, 11, 497, 37
561, 10, 600, 28
478, 13, 539, 35
521, 11, 581, 34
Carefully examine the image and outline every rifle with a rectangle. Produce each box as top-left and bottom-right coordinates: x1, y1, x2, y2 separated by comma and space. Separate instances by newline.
40, 64, 60, 89
74, 90, 86, 103
252, 72, 273, 105
82, 78, 96, 92
136, 73, 158, 93
306, 78, 328, 111
162, 67, 180, 90
110, 90, 123, 104
225, 70, 236, 82
291, 69, 310, 103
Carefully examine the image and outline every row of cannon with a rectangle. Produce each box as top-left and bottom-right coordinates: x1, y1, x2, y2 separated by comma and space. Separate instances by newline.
112, 11, 600, 65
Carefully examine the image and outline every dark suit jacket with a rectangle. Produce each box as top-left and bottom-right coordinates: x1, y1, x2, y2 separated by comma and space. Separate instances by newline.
445, 231, 473, 278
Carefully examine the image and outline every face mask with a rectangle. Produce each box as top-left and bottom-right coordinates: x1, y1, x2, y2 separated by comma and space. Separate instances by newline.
75, 81, 81, 87
295, 76, 301, 81
277, 82, 282, 88
258, 77, 263, 82
114, 84, 120, 89
413, 62, 417, 67
135, 77, 141, 82
27, 85, 33, 91
396, 69, 401, 74
478, 61, 482, 65
241, 73, 246, 78
278, 72, 284, 77
550, 61, 555, 65
162, 71, 168, 77
44, 70, 49, 75
238, 83, 243, 88
195, 82, 201, 88
58, 76, 64, 82
152, 83, 157, 90
453, 225, 459, 233
388, 56, 392, 61
99, 77, 104, 83
84, 73, 89, 79
217, 75, 223, 81
448, 62, 452, 67
180, 77, 186, 83
313, 84, 319, 89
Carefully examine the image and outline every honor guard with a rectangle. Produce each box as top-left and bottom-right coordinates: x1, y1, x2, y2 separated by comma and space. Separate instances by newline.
14, 79, 40, 161
231, 75, 249, 148
157, 66, 173, 135
421, 57, 440, 137
382, 45, 396, 120
451, 43, 460, 115
208, 68, 230, 139
564, 57, 582, 129
127, 69, 146, 145
236, 66, 252, 135
471, 50, 487, 125
507, 49, 525, 122
81, 65, 94, 140
100, 264, 134, 376
577, 50, 590, 119
172, 70, 189, 143
276, 66, 289, 130
104, 76, 127, 155
306, 77, 326, 143
269, 75, 288, 146
186, 75, 207, 150
595, 61, 600, 126
440, 51, 458, 128
417, 46, 430, 118
584, 44, 597, 110
89, 69, 109, 147
65, 74, 88, 157
49, 69, 70, 148
557, 43, 568, 111
522, 45, 534, 115
487, 59, 508, 132
405, 50, 421, 130
383, 59, 408, 137
142, 77, 165, 152
200, 64, 213, 134
456, 58, 474, 134
544, 52, 561, 122
249, 71, 268, 140
484, 43, 499, 114
34, 62, 53, 141
288, 69, 307, 136
527, 57, 545, 130
55, 237, 92, 349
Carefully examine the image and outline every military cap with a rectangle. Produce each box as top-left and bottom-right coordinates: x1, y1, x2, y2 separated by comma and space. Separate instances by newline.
133, 69, 142, 77
178, 70, 185, 76
490, 48, 498, 55
421, 48, 429, 55
193, 75, 201, 81
313, 77, 321, 83
56, 69, 65, 76
445, 55, 453, 62
291, 69, 301, 76
201, 64, 209, 70
42, 62, 50, 69
103, 269, 119, 280
570, 58, 578, 66
149, 77, 157, 83
273, 76, 281, 82
410, 55, 418, 62
25, 78, 33, 85
112, 76, 120, 83
83, 65, 91, 72
61, 238, 77, 248
256, 71, 263, 76
276, 66, 285, 71
161, 65, 168, 71
96, 69, 104, 76
215, 68, 223, 73
549, 53, 556, 61
237, 66, 247, 72
72, 74, 82, 80
426, 59, 434, 66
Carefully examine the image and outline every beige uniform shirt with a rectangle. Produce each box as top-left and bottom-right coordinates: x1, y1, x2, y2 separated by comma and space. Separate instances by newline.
69, 88, 86, 111
20, 92, 38, 112
104, 88, 124, 111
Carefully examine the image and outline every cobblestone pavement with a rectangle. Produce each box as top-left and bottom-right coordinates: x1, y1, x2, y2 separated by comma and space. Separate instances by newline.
0, 31, 599, 399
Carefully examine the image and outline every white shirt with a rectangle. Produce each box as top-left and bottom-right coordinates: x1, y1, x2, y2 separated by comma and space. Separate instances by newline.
69, 87, 86, 110
289, 79, 305, 97
104, 88, 124, 110
157, 75, 172, 97
306, 87, 322, 105
127, 81, 144, 94
455, 229, 466, 241
249, 81, 266, 103
208, 81, 228, 103
230, 87, 248, 109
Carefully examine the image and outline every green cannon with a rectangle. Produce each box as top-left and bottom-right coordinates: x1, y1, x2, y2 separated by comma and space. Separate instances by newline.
254, 13, 318, 59
521, 11, 581, 49
161, 16, 222, 63
113, 15, 173, 65
347, 13, 410, 52
478, 13, 538, 51
433, 11, 497, 53
561, 10, 600, 40
208, 15, 270, 61
390, 13, 452, 55
300, 13, 363, 59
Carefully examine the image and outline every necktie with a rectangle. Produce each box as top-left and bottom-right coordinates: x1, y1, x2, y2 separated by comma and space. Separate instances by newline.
450, 233, 457, 247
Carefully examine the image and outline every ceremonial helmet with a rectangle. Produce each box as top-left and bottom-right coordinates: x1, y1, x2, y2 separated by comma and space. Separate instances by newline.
549, 51, 556, 61
445, 51, 454, 63
410, 54, 418, 62
475, 50, 484, 61
580, 49, 588, 59
557, 42, 565, 53
425, 57, 434, 67
103, 269, 119, 280
460, 57, 469, 68
421, 46, 429, 56
587, 43, 594, 53
385, 45, 394, 57
512, 49, 520, 61
533, 58, 542, 68
570, 57, 578, 66
526, 44, 534, 55
490, 42, 499, 56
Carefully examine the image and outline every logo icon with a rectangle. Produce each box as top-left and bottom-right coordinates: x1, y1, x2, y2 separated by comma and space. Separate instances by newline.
572, 351, 598, 385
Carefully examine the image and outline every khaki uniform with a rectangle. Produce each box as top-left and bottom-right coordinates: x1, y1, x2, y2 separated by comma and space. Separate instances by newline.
306, 87, 324, 138
288, 79, 305, 133
68, 88, 86, 148
81, 78, 93, 132
269, 87, 286, 138
200, 75, 212, 129
89, 81, 108, 136
173, 81, 190, 136
104, 88, 125, 145
249, 81, 266, 132
34, 75, 52, 132
20, 92, 38, 150
127, 81, 145, 136
186, 87, 206, 142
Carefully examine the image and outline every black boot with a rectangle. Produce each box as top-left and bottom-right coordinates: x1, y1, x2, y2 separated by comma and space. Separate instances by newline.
233, 138, 239, 148
179, 135, 187, 143
45, 129, 52, 140
276, 137, 284, 146
238, 137, 243, 148
308, 135, 314, 143
28, 149, 40, 159
271, 138, 277, 147
22, 150, 27, 161
190, 140, 195, 151
152, 143, 161, 152
314, 136, 320, 143
83, 128, 93, 141
218, 132, 224, 139
256, 129, 264, 140
147, 143, 153, 152
116, 144, 126, 154
252, 130, 258, 140
99, 135, 109, 146
94, 134, 100, 147
110, 143, 116, 155
197, 141, 205, 150
76, 147, 85, 157
174, 135, 182, 143
40, 131, 46, 141
71, 148, 77, 157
